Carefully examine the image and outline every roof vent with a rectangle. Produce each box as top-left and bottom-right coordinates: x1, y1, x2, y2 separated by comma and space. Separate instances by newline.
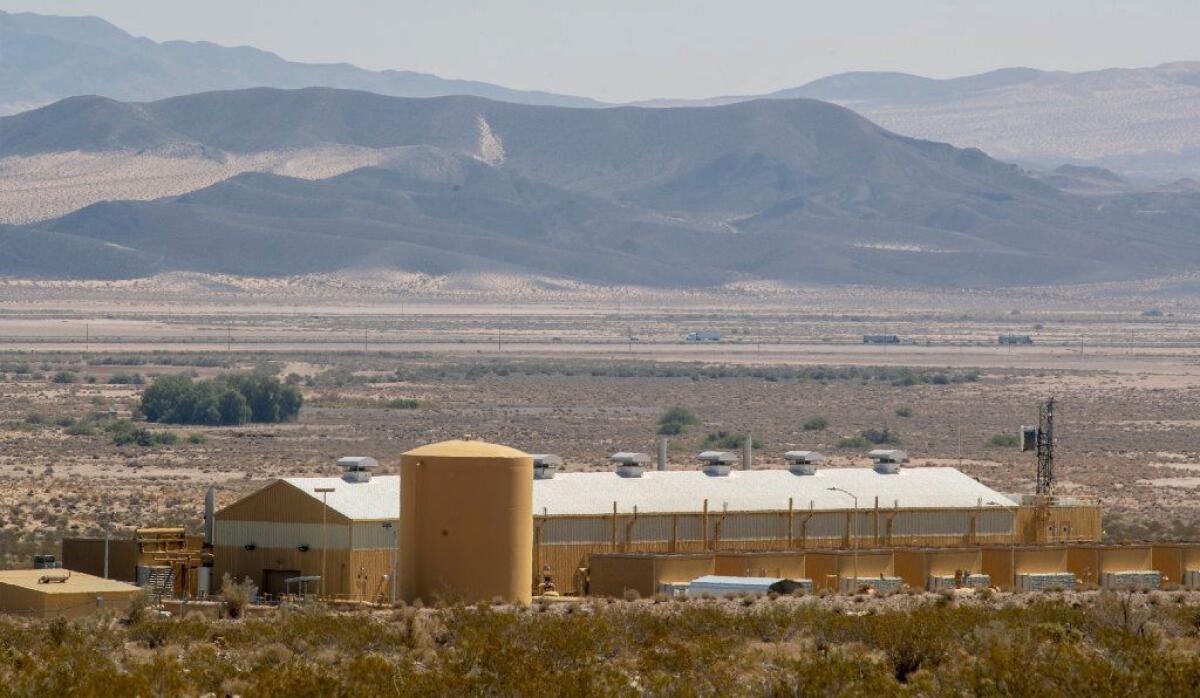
698, 450, 735, 476
784, 450, 824, 475
338, 456, 378, 483
532, 454, 562, 480
868, 449, 906, 474
611, 452, 650, 478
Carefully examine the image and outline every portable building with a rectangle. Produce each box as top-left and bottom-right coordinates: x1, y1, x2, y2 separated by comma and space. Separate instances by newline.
0, 569, 140, 619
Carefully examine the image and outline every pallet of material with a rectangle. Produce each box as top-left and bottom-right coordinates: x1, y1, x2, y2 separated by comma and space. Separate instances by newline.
1016, 573, 1076, 591
929, 574, 991, 590
1101, 571, 1161, 590
841, 576, 905, 593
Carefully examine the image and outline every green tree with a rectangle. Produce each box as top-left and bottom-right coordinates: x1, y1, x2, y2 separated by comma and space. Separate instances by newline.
217, 390, 250, 426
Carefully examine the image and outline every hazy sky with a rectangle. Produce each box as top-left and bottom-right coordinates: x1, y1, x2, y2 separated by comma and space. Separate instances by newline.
2, 0, 1197, 102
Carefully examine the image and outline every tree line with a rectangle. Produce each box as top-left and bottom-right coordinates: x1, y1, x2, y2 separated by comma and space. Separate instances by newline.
139, 373, 302, 425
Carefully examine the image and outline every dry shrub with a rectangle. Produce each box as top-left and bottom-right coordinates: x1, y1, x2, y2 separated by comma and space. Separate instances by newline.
220, 573, 256, 619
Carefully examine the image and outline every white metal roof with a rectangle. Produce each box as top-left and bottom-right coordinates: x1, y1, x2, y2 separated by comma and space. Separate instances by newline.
282, 475, 399, 521
531, 467, 1015, 516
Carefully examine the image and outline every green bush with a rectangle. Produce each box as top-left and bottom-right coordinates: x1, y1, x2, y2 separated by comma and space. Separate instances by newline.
987, 433, 1020, 448
139, 372, 302, 426
802, 416, 828, 431
860, 427, 896, 445
701, 431, 761, 450
836, 435, 871, 449
109, 373, 145, 385
658, 406, 699, 435
51, 371, 78, 384
385, 398, 421, 409
894, 406, 913, 418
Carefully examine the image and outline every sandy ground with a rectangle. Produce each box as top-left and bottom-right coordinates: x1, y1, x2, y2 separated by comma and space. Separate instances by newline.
3, 275, 1200, 566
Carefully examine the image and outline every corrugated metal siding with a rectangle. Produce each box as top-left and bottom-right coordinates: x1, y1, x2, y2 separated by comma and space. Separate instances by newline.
352, 521, 399, 550
214, 520, 350, 550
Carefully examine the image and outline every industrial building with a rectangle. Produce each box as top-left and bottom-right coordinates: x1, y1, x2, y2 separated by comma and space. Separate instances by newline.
0, 569, 140, 618
200, 441, 1106, 600
212, 457, 399, 601
532, 450, 1098, 593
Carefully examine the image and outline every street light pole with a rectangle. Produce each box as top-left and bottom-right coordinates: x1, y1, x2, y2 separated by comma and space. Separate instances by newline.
314, 487, 335, 598
828, 487, 859, 590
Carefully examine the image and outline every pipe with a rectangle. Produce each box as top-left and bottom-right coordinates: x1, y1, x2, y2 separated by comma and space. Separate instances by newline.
742, 434, 753, 470
657, 437, 668, 471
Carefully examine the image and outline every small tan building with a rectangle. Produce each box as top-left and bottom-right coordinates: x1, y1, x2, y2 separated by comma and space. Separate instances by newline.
0, 569, 140, 618
213, 458, 398, 602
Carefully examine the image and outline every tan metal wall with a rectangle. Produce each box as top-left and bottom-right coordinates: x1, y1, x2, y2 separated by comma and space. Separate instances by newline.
588, 553, 714, 598
981, 546, 1071, 590
1066, 545, 1154, 586
534, 505, 1096, 594
893, 549, 984, 589
61, 538, 140, 582
804, 551, 895, 591
714, 552, 806, 579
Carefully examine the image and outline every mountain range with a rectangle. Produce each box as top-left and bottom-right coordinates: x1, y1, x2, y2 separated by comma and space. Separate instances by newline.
4, 87, 1200, 287
642, 63, 1200, 181
0, 9, 599, 114
6, 10, 1200, 182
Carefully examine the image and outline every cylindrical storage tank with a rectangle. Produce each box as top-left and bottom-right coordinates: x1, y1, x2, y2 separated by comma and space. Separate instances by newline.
400, 440, 532, 605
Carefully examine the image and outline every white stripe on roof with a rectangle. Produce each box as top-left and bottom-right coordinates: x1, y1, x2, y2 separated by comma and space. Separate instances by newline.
283, 475, 399, 521
531, 467, 1014, 516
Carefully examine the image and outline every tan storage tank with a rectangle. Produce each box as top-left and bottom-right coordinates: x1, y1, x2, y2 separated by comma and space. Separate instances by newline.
400, 440, 532, 604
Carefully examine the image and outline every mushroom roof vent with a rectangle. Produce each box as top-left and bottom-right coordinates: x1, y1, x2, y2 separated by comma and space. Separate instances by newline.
868, 449, 907, 474
338, 456, 379, 483
610, 452, 650, 478
532, 454, 562, 480
784, 451, 824, 475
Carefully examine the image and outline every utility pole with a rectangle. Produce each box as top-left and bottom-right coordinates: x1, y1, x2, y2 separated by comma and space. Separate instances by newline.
226, 321, 232, 353
85, 323, 89, 354
315, 487, 335, 597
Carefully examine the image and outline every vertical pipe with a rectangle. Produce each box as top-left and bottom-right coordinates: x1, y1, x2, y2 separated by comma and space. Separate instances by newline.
702, 499, 709, 550
611, 501, 618, 552
204, 487, 215, 547
873, 496, 880, 546
103, 522, 110, 579
742, 434, 752, 470
657, 437, 668, 471
786, 498, 794, 549
670, 514, 678, 553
